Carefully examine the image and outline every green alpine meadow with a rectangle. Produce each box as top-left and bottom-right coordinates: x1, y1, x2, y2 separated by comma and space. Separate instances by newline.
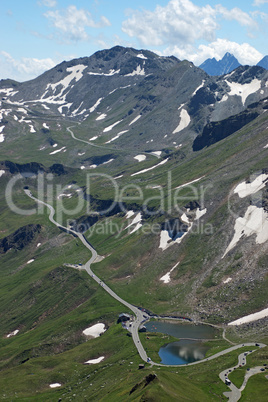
0, 44, 267, 401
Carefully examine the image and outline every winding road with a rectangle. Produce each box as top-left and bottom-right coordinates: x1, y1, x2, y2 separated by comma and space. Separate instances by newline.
219, 349, 267, 401
25, 189, 150, 363
24, 188, 267, 397
66, 125, 160, 159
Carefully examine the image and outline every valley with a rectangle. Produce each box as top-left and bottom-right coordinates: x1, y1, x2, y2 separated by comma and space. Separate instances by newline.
0, 46, 267, 400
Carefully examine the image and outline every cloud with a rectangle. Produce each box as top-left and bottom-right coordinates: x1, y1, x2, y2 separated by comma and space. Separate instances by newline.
216, 5, 258, 29
162, 39, 263, 66
0, 51, 56, 82
122, 0, 218, 46
122, 0, 259, 49
44, 5, 111, 42
39, 0, 57, 7
253, 0, 268, 6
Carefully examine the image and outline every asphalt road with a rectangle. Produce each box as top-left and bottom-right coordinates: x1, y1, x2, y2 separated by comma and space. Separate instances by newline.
219, 348, 267, 401
25, 189, 149, 362
66, 126, 160, 159
24, 189, 267, 376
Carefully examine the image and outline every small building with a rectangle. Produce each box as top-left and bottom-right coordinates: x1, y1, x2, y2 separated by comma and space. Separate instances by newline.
139, 325, 146, 333
117, 313, 131, 323
138, 364, 145, 369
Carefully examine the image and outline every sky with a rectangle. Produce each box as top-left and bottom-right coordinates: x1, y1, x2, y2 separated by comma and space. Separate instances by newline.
1, 0, 268, 82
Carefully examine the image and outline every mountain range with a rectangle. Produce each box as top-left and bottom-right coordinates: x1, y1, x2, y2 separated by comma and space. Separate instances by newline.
1, 45, 268, 157
0, 45, 267, 400
199, 52, 268, 76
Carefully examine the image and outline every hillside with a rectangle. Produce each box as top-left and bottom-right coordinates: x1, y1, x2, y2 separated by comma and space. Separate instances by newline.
0, 46, 267, 400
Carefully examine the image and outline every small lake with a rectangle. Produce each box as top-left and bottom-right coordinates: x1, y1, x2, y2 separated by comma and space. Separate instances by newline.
145, 320, 219, 365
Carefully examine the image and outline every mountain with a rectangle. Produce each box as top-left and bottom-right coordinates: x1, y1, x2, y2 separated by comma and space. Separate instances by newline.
0, 46, 268, 400
0, 46, 267, 160
199, 52, 241, 76
257, 55, 268, 69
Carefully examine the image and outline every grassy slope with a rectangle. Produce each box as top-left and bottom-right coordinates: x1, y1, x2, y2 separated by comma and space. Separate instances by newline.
0, 112, 268, 400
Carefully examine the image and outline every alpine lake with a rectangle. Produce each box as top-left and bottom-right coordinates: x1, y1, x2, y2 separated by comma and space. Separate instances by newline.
145, 320, 220, 365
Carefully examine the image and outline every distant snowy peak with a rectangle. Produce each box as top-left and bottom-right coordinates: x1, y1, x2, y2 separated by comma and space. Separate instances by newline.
199, 52, 241, 76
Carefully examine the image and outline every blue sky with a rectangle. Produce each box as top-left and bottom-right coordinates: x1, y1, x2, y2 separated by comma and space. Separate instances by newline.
1, 0, 267, 81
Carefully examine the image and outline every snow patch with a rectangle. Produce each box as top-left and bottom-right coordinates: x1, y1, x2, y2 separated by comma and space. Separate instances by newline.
192, 80, 205, 96
228, 307, 268, 326
234, 174, 268, 198
96, 113, 107, 121
195, 208, 207, 220
175, 176, 205, 190
129, 115, 141, 125
150, 151, 162, 157
225, 78, 261, 105
222, 205, 268, 257
89, 136, 98, 141
7, 329, 19, 338
49, 383, 61, 388
105, 130, 128, 144
137, 53, 147, 60
219, 94, 228, 103
89, 98, 103, 113
172, 109, 191, 134
48, 64, 86, 98
82, 323, 106, 338
17, 107, 28, 114
126, 210, 135, 219
103, 120, 122, 132
42, 104, 50, 110
131, 158, 168, 176
49, 147, 66, 155
0, 170, 5, 177
159, 230, 172, 250
160, 261, 180, 284
0, 134, 5, 142
125, 213, 142, 230
134, 155, 146, 162
129, 223, 142, 234
43, 123, 49, 129
27, 259, 34, 264
29, 125, 36, 133
102, 158, 114, 165
223, 277, 232, 284
84, 356, 105, 364
125, 65, 145, 76
88, 69, 120, 76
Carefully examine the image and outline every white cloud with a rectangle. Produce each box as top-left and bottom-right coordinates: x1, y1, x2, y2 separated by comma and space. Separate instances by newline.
39, 0, 57, 7
253, 0, 268, 5
216, 5, 258, 29
122, 0, 260, 51
44, 5, 111, 42
0, 51, 56, 82
122, 0, 218, 46
162, 39, 263, 66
